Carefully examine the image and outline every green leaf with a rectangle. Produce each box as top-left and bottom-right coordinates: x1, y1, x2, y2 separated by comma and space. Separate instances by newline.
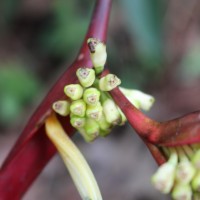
0, 61, 40, 124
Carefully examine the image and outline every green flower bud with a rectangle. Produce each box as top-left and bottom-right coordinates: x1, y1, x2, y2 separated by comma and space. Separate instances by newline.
119, 87, 155, 111
76, 68, 95, 87
52, 100, 70, 116
151, 148, 178, 194
87, 38, 107, 74
102, 98, 121, 125
83, 88, 100, 106
99, 74, 121, 91
64, 84, 83, 100
192, 149, 200, 169
84, 118, 99, 140
70, 116, 86, 128
172, 183, 192, 200
192, 171, 200, 192
86, 102, 103, 121
70, 99, 86, 117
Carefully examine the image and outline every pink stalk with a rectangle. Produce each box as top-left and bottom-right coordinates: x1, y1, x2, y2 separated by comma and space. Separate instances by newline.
0, 0, 112, 199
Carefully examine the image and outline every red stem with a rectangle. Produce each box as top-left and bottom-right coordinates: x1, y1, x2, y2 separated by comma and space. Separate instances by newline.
110, 86, 200, 164
0, 0, 112, 199
110, 87, 160, 140
110, 87, 167, 164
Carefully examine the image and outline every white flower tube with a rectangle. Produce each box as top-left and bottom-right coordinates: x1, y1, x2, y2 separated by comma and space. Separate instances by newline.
119, 87, 155, 111
172, 183, 192, 200
87, 38, 107, 74
151, 148, 178, 194
45, 114, 103, 200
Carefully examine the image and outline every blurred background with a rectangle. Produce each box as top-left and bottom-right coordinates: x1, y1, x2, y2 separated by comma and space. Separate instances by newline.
0, 0, 200, 199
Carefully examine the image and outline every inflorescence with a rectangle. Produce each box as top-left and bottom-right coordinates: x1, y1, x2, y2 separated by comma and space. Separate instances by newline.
152, 145, 200, 200
52, 38, 154, 142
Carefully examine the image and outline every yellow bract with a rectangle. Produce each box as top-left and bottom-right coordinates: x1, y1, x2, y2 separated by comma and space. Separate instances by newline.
45, 114, 103, 200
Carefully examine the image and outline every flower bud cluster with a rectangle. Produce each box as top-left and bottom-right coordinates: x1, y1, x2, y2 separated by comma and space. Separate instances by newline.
152, 145, 200, 200
53, 68, 122, 142
52, 38, 154, 142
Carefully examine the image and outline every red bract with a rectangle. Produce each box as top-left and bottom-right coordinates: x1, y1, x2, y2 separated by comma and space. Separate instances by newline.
110, 87, 200, 165
0, 0, 112, 199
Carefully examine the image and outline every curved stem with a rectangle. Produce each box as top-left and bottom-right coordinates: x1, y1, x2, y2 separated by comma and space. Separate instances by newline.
110, 87, 160, 142
111, 86, 200, 147
0, 0, 112, 199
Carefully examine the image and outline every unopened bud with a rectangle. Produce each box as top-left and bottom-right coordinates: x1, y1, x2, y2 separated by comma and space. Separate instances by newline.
52, 100, 70, 116
99, 74, 121, 91
87, 38, 107, 74
76, 68, 95, 87
64, 84, 83, 100
86, 102, 103, 121
70, 116, 86, 128
151, 149, 178, 194
70, 99, 86, 117
83, 88, 100, 106
102, 98, 121, 125
119, 87, 155, 111
172, 183, 192, 200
